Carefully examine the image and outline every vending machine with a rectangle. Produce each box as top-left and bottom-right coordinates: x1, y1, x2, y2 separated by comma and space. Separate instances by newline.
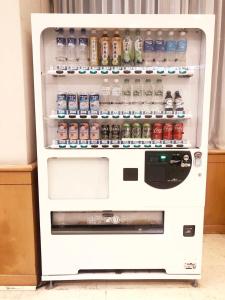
31, 14, 214, 285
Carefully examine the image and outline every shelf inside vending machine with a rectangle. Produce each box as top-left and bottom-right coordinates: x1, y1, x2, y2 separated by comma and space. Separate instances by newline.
47, 66, 195, 77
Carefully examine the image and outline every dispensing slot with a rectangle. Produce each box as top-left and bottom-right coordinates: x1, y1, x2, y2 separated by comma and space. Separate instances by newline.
51, 211, 164, 234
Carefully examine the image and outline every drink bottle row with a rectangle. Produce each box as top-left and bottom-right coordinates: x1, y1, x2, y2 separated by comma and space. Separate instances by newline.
55, 28, 187, 67
56, 78, 184, 114
57, 121, 184, 142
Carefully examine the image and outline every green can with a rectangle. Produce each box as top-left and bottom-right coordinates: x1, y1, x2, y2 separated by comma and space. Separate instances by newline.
122, 122, 131, 139
142, 123, 151, 139
132, 122, 142, 138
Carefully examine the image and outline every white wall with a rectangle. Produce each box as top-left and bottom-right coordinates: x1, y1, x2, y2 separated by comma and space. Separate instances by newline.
0, 0, 49, 164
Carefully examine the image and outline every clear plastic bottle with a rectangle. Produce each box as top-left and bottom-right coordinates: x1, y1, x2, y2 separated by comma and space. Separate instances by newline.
155, 30, 166, 66
174, 91, 184, 111
134, 30, 143, 65
143, 30, 155, 66
122, 29, 134, 66
143, 78, 153, 113
153, 79, 164, 112
111, 30, 122, 66
100, 78, 111, 112
55, 28, 67, 63
111, 79, 122, 112
165, 30, 177, 66
122, 78, 132, 112
77, 28, 89, 66
164, 91, 174, 112
67, 28, 76, 68
132, 78, 143, 112
89, 29, 99, 67
175, 31, 187, 66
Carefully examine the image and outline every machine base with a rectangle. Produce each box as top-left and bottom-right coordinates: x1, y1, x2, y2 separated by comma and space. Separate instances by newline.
42, 272, 201, 281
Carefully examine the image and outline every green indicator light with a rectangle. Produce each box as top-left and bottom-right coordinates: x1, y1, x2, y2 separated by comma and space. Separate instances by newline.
160, 155, 167, 161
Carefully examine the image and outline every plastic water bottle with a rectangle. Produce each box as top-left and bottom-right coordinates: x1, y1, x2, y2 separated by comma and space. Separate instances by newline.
134, 30, 143, 65
100, 78, 111, 112
155, 30, 166, 66
143, 79, 153, 113
132, 78, 143, 112
122, 78, 132, 112
77, 28, 89, 66
55, 28, 67, 63
67, 28, 76, 68
175, 31, 187, 66
165, 31, 177, 66
111, 79, 122, 112
143, 30, 155, 66
122, 30, 134, 66
153, 79, 164, 112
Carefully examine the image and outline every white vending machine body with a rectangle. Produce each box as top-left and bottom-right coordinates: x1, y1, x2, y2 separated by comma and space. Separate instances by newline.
32, 14, 214, 281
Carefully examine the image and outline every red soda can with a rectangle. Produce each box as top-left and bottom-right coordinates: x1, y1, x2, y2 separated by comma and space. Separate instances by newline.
173, 123, 183, 140
163, 123, 173, 140
152, 123, 163, 140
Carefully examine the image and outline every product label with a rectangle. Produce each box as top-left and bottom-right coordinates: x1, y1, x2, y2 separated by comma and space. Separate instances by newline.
144, 40, 155, 52
67, 94, 78, 110
67, 37, 76, 46
166, 40, 177, 52
89, 94, 100, 111
144, 90, 153, 97
155, 40, 165, 51
155, 90, 163, 97
56, 37, 66, 46
112, 39, 122, 66
57, 93, 67, 110
79, 37, 88, 46
176, 40, 187, 52
79, 94, 89, 110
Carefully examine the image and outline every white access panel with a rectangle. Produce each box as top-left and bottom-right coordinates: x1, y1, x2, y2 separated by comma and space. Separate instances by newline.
31, 14, 214, 283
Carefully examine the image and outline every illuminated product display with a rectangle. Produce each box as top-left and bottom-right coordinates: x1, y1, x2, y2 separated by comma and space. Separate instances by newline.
32, 14, 214, 285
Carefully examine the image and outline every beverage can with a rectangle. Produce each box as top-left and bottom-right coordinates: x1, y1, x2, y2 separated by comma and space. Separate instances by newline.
132, 122, 142, 138
89, 94, 100, 111
122, 123, 131, 138
57, 122, 68, 140
57, 92, 67, 111
152, 123, 163, 140
79, 94, 89, 111
79, 122, 89, 140
163, 123, 173, 140
101, 124, 110, 140
69, 122, 78, 140
67, 93, 78, 111
111, 125, 120, 139
90, 123, 100, 140
142, 123, 151, 139
173, 123, 183, 140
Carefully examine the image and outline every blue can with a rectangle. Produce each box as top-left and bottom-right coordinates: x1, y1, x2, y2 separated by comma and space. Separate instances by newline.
89, 94, 100, 111
79, 94, 89, 111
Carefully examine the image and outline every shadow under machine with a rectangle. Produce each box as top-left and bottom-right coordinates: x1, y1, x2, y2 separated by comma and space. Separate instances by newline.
31, 14, 214, 284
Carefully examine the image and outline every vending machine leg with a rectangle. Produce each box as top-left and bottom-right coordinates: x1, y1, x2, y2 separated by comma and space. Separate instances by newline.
191, 280, 198, 287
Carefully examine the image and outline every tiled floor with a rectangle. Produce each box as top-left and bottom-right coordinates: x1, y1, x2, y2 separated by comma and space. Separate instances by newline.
0, 234, 225, 300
